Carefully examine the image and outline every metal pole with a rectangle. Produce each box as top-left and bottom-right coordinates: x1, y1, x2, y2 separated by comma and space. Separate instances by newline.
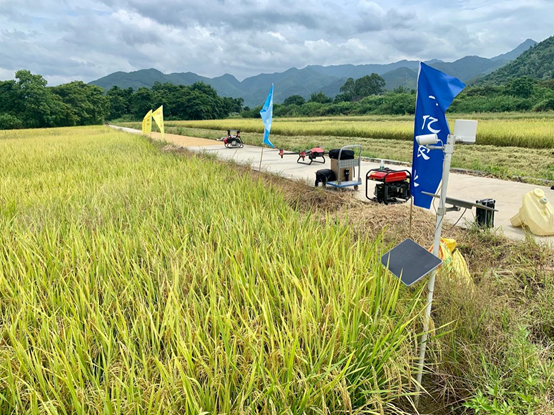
409, 196, 414, 238
258, 146, 265, 171
415, 134, 455, 406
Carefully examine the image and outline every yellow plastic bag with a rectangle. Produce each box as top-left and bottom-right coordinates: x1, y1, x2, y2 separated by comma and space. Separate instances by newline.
430, 238, 473, 287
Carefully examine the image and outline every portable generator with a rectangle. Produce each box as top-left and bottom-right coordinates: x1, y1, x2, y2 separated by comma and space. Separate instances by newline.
366, 168, 411, 204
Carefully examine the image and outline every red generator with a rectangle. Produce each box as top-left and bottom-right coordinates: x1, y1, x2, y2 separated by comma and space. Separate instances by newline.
366, 168, 411, 204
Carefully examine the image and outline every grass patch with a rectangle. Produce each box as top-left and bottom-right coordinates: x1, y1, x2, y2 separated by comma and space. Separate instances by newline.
330, 206, 554, 414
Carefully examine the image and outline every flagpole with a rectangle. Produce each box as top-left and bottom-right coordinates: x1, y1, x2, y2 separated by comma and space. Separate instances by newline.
409, 196, 414, 238
259, 84, 274, 171
414, 133, 454, 407
258, 146, 264, 171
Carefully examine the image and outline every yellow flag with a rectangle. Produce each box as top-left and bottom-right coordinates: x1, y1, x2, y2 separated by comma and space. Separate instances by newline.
152, 105, 164, 139
141, 109, 152, 135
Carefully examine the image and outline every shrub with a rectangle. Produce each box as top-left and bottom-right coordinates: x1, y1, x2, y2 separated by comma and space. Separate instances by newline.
376, 93, 415, 115
0, 114, 23, 130
533, 98, 554, 112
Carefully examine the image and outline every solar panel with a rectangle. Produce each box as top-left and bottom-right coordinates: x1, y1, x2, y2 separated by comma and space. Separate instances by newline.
380, 239, 442, 286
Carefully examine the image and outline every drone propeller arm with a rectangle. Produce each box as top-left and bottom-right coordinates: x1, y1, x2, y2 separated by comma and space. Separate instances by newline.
279, 149, 304, 158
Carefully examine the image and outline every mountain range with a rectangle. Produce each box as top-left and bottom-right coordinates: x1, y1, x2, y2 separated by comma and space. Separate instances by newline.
478, 36, 554, 85
90, 39, 537, 107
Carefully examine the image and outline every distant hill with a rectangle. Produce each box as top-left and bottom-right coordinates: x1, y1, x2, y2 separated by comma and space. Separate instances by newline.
307, 60, 420, 79
430, 56, 509, 83
94, 68, 175, 89
90, 39, 537, 106
238, 67, 341, 105
478, 36, 554, 85
381, 67, 418, 90
491, 39, 537, 61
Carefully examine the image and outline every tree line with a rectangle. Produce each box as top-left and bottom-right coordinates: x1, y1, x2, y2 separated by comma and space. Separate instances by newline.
106, 82, 243, 121
241, 74, 554, 118
0, 70, 107, 130
1, 70, 553, 130
0, 70, 243, 130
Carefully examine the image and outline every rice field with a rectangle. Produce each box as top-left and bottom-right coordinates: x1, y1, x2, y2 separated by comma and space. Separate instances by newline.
0, 126, 425, 413
163, 114, 554, 149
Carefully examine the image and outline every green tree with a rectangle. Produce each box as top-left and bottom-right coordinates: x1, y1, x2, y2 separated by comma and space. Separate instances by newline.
392, 86, 411, 94
0, 114, 23, 130
505, 77, 536, 98
0, 80, 17, 114
130, 87, 153, 119
222, 96, 244, 113
334, 93, 351, 103
51, 81, 108, 125
180, 89, 218, 119
283, 95, 306, 106
533, 97, 554, 112
106, 86, 133, 120
377, 93, 415, 115
308, 92, 332, 104
12, 70, 68, 128
353, 74, 385, 100
150, 83, 181, 118
141, 82, 233, 120
339, 78, 355, 101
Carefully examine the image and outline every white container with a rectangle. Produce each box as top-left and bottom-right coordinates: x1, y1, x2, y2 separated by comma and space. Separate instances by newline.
454, 119, 478, 144
510, 189, 554, 236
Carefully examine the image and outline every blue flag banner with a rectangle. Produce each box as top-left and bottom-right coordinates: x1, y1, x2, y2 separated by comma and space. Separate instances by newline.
411, 62, 465, 208
260, 84, 275, 148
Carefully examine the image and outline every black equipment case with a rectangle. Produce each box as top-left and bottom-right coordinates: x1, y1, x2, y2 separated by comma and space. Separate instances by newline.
315, 169, 336, 186
328, 149, 355, 160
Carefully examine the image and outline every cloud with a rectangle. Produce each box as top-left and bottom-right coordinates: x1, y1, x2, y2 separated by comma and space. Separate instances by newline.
0, 0, 552, 84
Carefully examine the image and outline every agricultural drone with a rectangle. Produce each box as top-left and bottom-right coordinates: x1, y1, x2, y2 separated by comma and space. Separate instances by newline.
218, 129, 244, 148
278, 147, 326, 165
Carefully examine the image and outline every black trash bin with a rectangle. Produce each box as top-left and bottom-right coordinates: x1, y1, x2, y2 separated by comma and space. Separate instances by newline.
476, 198, 495, 228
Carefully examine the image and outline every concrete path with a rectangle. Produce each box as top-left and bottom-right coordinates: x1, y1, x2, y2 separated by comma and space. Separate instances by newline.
110, 125, 554, 244
112, 126, 216, 147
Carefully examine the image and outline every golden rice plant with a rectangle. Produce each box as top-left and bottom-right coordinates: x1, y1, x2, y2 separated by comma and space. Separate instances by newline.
0, 126, 424, 414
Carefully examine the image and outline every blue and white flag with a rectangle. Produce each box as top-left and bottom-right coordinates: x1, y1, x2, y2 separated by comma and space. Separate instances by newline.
411, 62, 465, 208
260, 84, 275, 148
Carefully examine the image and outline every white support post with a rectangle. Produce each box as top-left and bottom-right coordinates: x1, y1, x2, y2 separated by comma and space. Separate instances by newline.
415, 133, 455, 406
258, 146, 265, 171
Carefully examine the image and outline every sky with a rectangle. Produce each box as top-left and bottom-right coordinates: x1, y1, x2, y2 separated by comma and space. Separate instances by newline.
0, 0, 553, 85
